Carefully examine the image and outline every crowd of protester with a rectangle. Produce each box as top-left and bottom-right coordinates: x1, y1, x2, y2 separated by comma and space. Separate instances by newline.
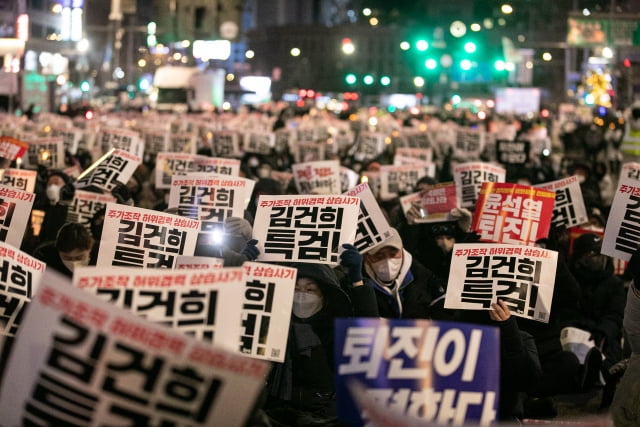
5, 100, 640, 426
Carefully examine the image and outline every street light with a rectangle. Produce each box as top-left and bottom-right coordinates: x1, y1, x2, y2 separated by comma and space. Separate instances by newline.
341, 38, 355, 55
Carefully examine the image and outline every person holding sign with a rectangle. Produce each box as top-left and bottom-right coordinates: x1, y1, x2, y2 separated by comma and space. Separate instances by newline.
264, 263, 353, 426
33, 222, 95, 277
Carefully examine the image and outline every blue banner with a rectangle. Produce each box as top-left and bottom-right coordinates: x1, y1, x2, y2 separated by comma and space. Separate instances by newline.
334, 318, 500, 426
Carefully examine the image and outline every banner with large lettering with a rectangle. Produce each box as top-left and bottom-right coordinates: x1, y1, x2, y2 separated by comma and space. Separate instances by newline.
335, 318, 500, 426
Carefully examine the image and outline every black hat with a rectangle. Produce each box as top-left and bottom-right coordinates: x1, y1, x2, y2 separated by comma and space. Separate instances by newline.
572, 233, 602, 258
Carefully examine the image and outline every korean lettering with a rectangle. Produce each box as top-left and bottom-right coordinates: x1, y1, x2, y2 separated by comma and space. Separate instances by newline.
551, 187, 576, 228
0, 199, 15, 241
353, 203, 382, 251
615, 195, 640, 256
240, 279, 275, 357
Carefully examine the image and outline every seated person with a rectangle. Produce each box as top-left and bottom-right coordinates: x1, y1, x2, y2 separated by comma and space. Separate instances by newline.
33, 222, 95, 277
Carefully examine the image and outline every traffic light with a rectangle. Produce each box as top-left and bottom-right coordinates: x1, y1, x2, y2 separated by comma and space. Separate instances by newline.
80, 80, 91, 92
380, 75, 391, 86
363, 74, 375, 85
415, 39, 429, 51
345, 73, 357, 85
460, 59, 472, 71
425, 58, 438, 70
464, 41, 477, 54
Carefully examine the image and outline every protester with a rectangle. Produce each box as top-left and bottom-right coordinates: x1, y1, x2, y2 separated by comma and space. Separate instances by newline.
32, 222, 95, 277
31, 169, 76, 246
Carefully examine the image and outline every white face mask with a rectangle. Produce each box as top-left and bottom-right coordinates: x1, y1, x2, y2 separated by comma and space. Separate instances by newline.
62, 258, 90, 273
46, 184, 61, 205
292, 291, 323, 318
372, 256, 403, 284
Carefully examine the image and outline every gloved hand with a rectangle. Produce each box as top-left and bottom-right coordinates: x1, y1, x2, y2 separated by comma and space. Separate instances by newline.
111, 182, 133, 205
58, 182, 76, 206
224, 217, 253, 240
241, 239, 260, 261
449, 207, 472, 232
340, 243, 363, 283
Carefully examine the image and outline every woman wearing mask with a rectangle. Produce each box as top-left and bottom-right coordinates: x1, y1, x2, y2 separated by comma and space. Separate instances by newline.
361, 228, 445, 319
33, 222, 95, 277
264, 262, 352, 426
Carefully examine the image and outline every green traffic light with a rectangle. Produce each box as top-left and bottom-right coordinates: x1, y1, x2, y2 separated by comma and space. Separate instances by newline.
464, 41, 477, 54
425, 58, 438, 70
400, 41, 410, 50
380, 75, 391, 86
460, 59, 472, 70
363, 74, 375, 85
345, 73, 357, 85
416, 39, 429, 51
80, 80, 91, 92
494, 59, 506, 71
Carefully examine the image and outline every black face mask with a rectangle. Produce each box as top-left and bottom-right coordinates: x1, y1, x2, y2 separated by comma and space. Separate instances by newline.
574, 254, 607, 276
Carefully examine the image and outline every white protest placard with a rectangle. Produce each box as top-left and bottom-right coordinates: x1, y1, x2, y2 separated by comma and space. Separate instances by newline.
1, 168, 37, 192
602, 174, 640, 261
141, 128, 169, 156
445, 243, 557, 323
175, 255, 224, 269
292, 160, 341, 195
295, 141, 327, 162
345, 182, 394, 252
97, 202, 199, 268
24, 137, 65, 169
73, 266, 245, 350
0, 270, 269, 426
536, 175, 588, 229
0, 241, 46, 336
169, 132, 197, 154
193, 155, 241, 176
0, 184, 35, 248
168, 173, 249, 233
360, 171, 380, 198
243, 131, 275, 155
621, 161, 640, 181
240, 262, 296, 362
399, 182, 458, 223
74, 148, 142, 193
52, 126, 82, 155
453, 162, 506, 209
97, 126, 144, 158
454, 127, 486, 160
394, 147, 433, 164
253, 194, 359, 265
154, 152, 198, 189
213, 131, 242, 157
354, 131, 385, 162
340, 166, 360, 193
379, 163, 435, 201
396, 129, 433, 149
66, 190, 116, 229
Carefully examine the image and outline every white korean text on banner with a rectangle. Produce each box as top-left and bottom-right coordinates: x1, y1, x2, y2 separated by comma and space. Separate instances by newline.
394, 147, 433, 165
445, 243, 558, 323
471, 182, 555, 246
98, 127, 144, 158
1, 168, 36, 192
536, 175, 588, 229
66, 190, 116, 229
602, 174, 640, 261
396, 131, 433, 149
0, 184, 35, 248
0, 270, 269, 426
399, 182, 458, 223
193, 155, 241, 176
379, 163, 435, 201
453, 162, 507, 210
75, 148, 142, 193
253, 194, 359, 265
25, 137, 65, 169
97, 202, 199, 268
240, 262, 296, 362
154, 152, 198, 189
292, 160, 341, 195
168, 173, 248, 237
141, 129, 169, 157
345, 182, 394, 252
454, 127, 486, 160
334, 317, 500, 426
175, 255, 224, 269
0, 241, 45, 336
495, 139, 530, 166
73, 266, 244, 349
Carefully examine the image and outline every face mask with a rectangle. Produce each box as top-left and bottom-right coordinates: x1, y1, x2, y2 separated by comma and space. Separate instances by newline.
372, 256, 403, 284
292, 291, 323, 318
46, 184, 61, 205
62, 258, 90, 273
